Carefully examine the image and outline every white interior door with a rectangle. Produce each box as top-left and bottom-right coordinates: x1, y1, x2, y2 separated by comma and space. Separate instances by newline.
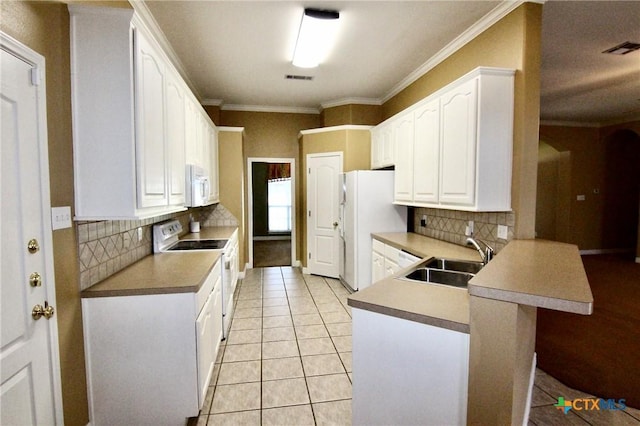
1, 36, 64, 425
307, 152, 342, 278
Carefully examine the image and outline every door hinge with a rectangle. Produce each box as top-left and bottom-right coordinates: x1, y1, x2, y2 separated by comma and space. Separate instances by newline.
308, 168, 311, 174
30, 68, 40, 86
308, 252, 311, 259
308, 211, 311, 217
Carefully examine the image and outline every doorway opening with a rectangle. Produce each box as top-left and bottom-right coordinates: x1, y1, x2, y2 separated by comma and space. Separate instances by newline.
248, 158, 296, 268
535, 140, 571, 242
602, 129, 640, 256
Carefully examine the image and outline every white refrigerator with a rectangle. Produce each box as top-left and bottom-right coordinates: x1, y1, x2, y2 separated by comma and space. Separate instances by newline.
339, 170, 407, 291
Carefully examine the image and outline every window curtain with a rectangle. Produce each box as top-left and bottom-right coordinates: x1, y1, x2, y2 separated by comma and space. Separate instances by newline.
267, 163, 291, 182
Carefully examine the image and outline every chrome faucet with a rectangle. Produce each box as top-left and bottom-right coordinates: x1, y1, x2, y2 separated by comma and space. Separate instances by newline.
466, 237, 494, 265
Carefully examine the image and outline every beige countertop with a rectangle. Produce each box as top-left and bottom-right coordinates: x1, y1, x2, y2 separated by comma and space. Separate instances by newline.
468, 239, 593, 315
348, 233, 593, 330
348, 233, 480, 333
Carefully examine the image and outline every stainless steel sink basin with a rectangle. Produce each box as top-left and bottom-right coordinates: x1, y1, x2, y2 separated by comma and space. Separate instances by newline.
401, 257, 484, 288
422, 258, 484, 274
404, 268, 474, 287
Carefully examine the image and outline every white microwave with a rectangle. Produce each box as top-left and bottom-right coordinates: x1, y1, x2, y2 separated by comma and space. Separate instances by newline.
185, 164, 211, 207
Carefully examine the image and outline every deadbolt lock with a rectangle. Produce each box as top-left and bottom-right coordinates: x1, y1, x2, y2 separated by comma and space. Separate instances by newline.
32, 301, 55, 320
27, 238, 40, 254
29, 272, 42, 287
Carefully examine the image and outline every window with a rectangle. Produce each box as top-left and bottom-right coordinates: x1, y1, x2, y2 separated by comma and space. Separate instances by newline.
268, 178, 292, 232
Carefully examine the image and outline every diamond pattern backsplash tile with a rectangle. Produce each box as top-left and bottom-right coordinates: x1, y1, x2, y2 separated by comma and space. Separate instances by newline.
412, 207, 515, 253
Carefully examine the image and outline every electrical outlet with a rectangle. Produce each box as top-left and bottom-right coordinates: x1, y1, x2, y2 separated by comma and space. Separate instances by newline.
497, 225, 508, 240
420, 215, 427, 227
137, 227, 143, 242
577, 195, 586, 201
465, 220, 474, 236
51, 206, 72, 230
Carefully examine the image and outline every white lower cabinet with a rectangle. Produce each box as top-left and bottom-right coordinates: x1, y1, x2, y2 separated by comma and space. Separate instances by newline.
352, 308, 469, 425
371, 238, 401, 281
82, 259, 222, 425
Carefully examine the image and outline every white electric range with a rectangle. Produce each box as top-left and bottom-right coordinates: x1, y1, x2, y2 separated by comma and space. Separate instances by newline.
153, 219, 239, 339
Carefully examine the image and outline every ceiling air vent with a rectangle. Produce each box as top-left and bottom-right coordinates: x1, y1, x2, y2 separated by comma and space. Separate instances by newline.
602, 41, 640, 55
285, 74, 314, 81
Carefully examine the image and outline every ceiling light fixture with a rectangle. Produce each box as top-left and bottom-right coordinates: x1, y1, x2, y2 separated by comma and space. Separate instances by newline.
292, 8, 340, 68
602, 41, 640, 55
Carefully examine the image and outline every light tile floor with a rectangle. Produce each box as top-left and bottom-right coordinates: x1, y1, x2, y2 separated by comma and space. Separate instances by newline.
192, 266, 640, 426
195, 266, 353, 426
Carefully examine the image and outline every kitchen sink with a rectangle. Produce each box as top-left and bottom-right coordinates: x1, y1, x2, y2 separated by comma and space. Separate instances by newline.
404, 268, 474, 287
401, 257, 484, 288
422, 257, 483, 274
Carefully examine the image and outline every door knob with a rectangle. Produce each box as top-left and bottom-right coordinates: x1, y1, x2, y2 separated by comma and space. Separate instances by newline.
27, 238, 40, 254
29, 272, 42, 287
333, 222, 338, 227
32, 301, 55, 320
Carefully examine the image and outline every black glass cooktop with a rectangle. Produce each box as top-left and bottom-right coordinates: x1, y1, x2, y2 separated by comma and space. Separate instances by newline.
167, 239, 228, 251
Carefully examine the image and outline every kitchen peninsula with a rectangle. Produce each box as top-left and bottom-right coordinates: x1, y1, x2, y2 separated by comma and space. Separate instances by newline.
348, 232, 593, 425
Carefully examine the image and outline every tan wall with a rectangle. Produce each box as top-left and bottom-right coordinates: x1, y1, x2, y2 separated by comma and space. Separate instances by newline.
322, 104, 382, 127
220, 110, 320, 266
539, 126, 604, 249
299, 128, 372, 267
1, 2, 89, 425
218, 129, 246, 267
382, 3, 542, 239
203, 104, 221, 126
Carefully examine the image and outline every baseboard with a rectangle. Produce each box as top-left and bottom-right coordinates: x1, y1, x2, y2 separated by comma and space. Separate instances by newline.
302, 266, 310, 274
253, 235, 292, 241
579, 248, 633, 255
292, 260, 301, 268
523, 352, 537, 426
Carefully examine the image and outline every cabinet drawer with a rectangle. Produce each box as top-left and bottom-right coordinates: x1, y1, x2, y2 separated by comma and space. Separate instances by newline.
372, 238, 385, 254
384, 244, 401, 264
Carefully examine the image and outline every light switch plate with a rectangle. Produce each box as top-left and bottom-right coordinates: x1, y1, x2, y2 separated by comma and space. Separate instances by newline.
51, 206, 72, 230
577, 195, 586, 201
497, 225, 508, 240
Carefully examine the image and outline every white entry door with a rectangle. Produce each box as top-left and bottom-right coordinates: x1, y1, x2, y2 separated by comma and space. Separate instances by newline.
307, 152, 342, 278
1, 35, 64, 425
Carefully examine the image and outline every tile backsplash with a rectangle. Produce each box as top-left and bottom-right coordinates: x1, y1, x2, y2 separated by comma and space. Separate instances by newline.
77, 204, 238, 290
411, 207, 515, 253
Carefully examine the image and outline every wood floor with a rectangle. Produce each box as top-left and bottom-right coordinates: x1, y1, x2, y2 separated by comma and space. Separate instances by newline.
253, 239, 292, 268
536, 254, 640, 409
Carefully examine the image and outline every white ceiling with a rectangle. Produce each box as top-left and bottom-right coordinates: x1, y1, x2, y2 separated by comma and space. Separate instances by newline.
141, 0, 640, 124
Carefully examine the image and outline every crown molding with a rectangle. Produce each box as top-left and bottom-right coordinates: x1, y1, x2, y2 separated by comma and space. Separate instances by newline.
221, 104, 320, 114
382, 0, 535, 103
299, 124, 373, 137
202, 99, 224, 107
130, 0, 202, 100
218, 126, 245, 134
321, 97, 383, 110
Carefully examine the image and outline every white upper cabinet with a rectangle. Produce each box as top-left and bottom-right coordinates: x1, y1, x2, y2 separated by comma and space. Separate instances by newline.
379, 67, 514, 212
392, 113, 415, 203
370, 122, 394, 169
208, 125, 220, 204
135, 31, 169, 209
69, 4, 217, 219
439, 78, 478, 207
412, 98, 440, 204
165, 71, 186, 206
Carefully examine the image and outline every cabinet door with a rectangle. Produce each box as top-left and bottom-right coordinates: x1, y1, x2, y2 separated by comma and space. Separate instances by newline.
166, 73, 186, 206
393, 113, 415, 202
413, 99, 440, 203
370, 127, 381, 169
184, 96, 198, 165
196, 292, 215, 408
371, 249, 385, 284
439, 78, 478, 206
381, 124, 394, 167
208, 125, 219, 203
135, 31, 168, 208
